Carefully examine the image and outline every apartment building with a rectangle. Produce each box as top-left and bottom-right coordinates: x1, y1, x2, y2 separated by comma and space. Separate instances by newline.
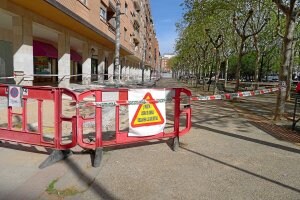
0, 0, 160, 86
161, 53, 175, 73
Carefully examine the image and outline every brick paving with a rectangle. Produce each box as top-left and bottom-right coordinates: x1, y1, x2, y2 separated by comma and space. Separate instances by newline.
250, 121, 300, 144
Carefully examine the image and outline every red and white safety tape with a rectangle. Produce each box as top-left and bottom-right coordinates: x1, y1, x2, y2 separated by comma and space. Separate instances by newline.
191, 87, 279, 101
76, 87, 279, 107
0, 76, 15, 80
79, 98, 173, 108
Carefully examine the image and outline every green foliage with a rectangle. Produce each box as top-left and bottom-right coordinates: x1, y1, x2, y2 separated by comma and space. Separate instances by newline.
46, 178, 82, 197
173, 0, 295, 81
228, 52, 256, 75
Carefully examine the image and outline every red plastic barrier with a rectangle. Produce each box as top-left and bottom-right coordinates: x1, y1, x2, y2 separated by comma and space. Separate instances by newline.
0, 84, 77, 150
76, 88, 192, 150
0, 85, 192, 168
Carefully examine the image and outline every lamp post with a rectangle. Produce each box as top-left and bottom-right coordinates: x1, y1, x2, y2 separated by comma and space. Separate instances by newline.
114, 0, 121, 83
141, 38, 146, 84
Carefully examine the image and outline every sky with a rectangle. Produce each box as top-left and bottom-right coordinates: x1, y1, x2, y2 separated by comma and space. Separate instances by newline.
150, 0, 183, 55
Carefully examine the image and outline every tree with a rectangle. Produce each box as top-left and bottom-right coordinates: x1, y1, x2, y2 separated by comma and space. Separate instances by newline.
273, 0, 300, 120
232, 0, 269, 91
205, 29, 224, 94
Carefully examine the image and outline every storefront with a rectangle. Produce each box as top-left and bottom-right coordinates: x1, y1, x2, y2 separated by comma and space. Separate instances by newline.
33, 40, 82, 84
0, 40, 14, 84
70, 49, 83, 83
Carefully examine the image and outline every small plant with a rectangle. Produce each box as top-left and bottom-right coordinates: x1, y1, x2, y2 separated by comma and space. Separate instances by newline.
46, 179, 58, 195
46, 178, 82, 197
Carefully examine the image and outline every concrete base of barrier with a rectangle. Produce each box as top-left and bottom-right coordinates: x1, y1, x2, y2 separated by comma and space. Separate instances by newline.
39, 149, 73, 169
93, 147, 103, 168
172, 137, 179, 151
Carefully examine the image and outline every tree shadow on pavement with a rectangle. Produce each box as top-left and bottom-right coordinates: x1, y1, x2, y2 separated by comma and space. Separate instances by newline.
64, 157, 119, 200
53, 138, 177, 198
191, 114, 233, 124
194, 124, 300, 154
104, 139, 173, 152
0, 141, 52, 155
180, 146, 300, 193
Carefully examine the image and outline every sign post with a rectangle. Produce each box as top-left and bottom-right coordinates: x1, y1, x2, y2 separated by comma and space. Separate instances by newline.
8, 86, 23, 107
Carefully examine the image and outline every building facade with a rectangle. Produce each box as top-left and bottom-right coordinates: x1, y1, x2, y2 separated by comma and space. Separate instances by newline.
0, 0, 160, 86
161, 53, 175, 73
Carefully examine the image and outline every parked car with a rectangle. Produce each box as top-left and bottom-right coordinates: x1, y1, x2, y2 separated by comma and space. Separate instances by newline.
263, 75, 279, 82
296, 82, 300, 93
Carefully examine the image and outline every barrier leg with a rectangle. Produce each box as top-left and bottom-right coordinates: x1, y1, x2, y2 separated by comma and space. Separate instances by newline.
93, 147, 103, 168
172, 137, 179, 152
39, 150, 72, 169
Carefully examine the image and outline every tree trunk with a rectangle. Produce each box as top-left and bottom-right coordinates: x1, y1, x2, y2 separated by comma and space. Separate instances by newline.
224, 58, 228, 88
254, 53, 261, 90
253, 35, 261, 90
274, 15, 296, 120
286, 41, 296, 101
235, 39, 245, 92
208, 63, 213, 92
213, 49, 221, 94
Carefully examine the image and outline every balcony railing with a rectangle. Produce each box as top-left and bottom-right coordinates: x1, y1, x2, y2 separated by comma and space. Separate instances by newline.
108, 18, 116, 32
133, 0, 141, 12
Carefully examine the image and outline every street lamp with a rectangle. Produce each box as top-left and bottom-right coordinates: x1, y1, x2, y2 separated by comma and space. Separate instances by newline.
141, 38, 146, 83
114, 0, 121, 83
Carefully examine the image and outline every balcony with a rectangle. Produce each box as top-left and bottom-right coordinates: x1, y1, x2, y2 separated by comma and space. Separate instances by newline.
108, 18, 116, 32
133, 38, 140, 46
133, 19, 140, 30
133, 0, 141, 12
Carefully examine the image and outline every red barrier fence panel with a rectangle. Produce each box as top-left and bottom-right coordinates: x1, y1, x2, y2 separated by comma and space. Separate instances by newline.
0, 85, 192, 168
0, 85, 77, 150
76, 88, 192, 152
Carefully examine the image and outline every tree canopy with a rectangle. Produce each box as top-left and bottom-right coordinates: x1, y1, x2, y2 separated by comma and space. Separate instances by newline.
174, 0, 300, 119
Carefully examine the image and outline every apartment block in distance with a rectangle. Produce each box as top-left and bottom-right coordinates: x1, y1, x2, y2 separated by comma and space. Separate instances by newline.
161, 53, 175, 73
0, 0, 160, 86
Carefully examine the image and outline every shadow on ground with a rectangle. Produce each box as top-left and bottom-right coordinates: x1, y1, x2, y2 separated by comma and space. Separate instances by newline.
180, 146, 300, 193
194, 124, 300, 154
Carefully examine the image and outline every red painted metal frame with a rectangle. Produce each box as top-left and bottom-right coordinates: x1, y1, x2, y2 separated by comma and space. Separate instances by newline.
0, 84, 77, 150
76, 88, 192, 150
0, 85, 192, 151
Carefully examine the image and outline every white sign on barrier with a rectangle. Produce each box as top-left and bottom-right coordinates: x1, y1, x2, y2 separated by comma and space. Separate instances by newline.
8, 86, 22, 107
128, 89, 166, 137
23, 88, 28, 96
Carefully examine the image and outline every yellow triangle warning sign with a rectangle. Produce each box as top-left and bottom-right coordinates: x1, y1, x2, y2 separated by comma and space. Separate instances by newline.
131, 92, 165, 128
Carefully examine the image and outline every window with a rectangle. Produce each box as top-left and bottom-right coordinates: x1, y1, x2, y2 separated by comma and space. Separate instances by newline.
125, 2, 128, 15
79, 0, 87, 5
133, 38, 139, 52
133, 20, 140, 32
131, 11, 135, 18
124, 27, 127, 41
100, 5, 107, 20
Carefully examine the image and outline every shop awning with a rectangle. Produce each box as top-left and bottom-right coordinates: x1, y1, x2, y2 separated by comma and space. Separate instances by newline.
71, 49, 82, 62
33, 40, 82, 62
33, 40, 58, 58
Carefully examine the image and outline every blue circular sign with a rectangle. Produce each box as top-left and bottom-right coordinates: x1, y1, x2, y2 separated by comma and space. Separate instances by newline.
10, 87, 19, 98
